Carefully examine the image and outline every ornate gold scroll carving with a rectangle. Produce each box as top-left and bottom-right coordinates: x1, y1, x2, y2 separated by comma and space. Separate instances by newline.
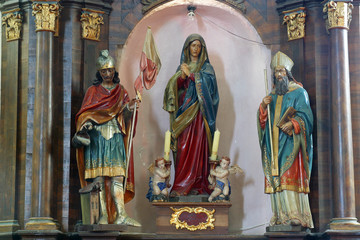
170, 207, 215, 231
32, 1, 61, 32
323, 1, 353, 31
80, 8, 104, 41
2, 9, 22, 42
282, 7, 306, 41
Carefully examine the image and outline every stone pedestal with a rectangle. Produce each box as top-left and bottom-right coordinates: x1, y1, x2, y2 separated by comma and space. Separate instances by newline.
76, 224, 126, 240
265, 225, 310, 240
264, 231, 309, 240
152, 202, 231, 235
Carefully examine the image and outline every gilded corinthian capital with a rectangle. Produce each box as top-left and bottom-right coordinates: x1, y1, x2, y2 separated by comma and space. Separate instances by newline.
323, 1, 353, 31
32, 1, 61, 32
2, 9, 22, 42
80, 8, 104, 41
282, 7, 306, 41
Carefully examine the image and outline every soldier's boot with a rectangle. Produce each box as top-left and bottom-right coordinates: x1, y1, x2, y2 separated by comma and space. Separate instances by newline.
96, 177, 108, 224
111, 179, 141, 227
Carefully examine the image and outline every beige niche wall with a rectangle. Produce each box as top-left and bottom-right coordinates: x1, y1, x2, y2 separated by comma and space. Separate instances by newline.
118, 0, 272, 234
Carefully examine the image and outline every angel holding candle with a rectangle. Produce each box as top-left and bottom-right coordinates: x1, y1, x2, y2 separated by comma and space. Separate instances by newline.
163, 34, 219, 197
208, 156, 243, 202
146, 157, 171, 202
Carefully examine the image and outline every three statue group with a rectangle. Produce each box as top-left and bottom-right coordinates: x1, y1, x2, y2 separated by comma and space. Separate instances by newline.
72, 33, 314, 229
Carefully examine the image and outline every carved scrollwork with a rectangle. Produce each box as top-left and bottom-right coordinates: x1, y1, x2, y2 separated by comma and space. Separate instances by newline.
170, 207, 215, 231
32, 1, 61, 32
2, 9, 22, 42
80, 8, 104, 41
323, 1, 353, 31
282, 8, 306, 41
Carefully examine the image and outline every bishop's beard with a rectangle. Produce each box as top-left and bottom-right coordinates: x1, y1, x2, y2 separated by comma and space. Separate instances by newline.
274, 76, 289, 95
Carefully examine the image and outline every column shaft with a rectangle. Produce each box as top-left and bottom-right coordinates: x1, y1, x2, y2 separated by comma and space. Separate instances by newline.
31, 31, 54, 217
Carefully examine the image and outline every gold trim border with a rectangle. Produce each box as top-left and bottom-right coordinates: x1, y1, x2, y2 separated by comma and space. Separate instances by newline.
170, 206, 215, 231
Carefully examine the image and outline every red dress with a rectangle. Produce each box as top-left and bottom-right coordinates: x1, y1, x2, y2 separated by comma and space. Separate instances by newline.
170, 76, 210, 195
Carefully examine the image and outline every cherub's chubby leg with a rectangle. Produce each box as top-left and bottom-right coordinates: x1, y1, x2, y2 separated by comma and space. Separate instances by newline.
223, 185, 230, 197
208, 188, 222, 202
161, 188, 169, 196
152, 182, 161, 195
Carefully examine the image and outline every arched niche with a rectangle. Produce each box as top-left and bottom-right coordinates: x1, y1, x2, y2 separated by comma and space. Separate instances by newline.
118, 0, 272, 234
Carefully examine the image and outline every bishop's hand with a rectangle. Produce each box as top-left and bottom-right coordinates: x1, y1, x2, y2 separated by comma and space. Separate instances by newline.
261, 95, 272, 111
281, 121, 294, 135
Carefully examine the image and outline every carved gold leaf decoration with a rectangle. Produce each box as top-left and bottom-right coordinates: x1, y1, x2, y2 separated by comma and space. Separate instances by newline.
323, 1, 353, 31
170, 207, 215, 231
80, 8, 104, 41
282, 8, 306, 41
2, 9, 22, 42
32, 2, 61, 32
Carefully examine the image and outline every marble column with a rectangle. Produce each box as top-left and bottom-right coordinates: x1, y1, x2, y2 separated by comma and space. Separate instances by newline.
24, 0, 61, 231
323, 0, 360, 230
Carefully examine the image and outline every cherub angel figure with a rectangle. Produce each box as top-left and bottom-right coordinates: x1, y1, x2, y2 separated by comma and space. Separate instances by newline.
146, 158, 171, 202
208, 156, 243, 202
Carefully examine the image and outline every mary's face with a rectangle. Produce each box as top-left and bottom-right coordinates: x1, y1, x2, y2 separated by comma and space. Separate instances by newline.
189, 40, 201, 59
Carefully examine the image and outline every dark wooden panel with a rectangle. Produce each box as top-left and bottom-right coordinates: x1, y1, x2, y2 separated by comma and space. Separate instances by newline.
303, 3, 332, 232
60, 2, 84, 232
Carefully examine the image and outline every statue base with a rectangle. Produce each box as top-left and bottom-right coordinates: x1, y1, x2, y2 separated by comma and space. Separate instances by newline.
76, 224, 127, 232
76, 224, 127, 240
266, 225, 310, 232
169, 194, 209, 202
152, 201, 231, 234
265, 225, 310, 240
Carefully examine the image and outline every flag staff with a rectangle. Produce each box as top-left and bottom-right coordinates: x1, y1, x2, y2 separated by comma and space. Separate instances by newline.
124, 26, 161, 190
124, 89, 140, 191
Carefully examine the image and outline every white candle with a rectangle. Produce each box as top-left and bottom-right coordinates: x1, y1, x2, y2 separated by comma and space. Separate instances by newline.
210, 129, 220, 160
164, 130, 171, 161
